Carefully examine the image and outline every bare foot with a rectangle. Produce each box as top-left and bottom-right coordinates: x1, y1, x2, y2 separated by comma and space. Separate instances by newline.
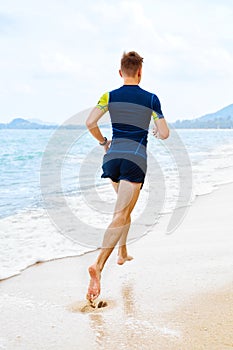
117, 255, 133, 265
86, 264, 101, 302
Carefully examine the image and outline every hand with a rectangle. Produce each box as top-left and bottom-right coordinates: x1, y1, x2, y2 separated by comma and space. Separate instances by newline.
103, 139, 111, 153
152, 125, 160, 138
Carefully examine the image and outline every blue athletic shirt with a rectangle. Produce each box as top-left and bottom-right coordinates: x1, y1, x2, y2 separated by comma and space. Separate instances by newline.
96, 85, 164, 159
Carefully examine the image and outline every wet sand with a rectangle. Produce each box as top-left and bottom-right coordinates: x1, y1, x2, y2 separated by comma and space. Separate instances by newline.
0, 183, 233, 349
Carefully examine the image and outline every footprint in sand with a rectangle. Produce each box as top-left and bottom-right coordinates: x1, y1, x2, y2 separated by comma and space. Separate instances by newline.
97, 301, 108, 308
68, 300, 111, 313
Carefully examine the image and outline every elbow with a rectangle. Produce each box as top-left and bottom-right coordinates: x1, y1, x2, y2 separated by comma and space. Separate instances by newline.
86, 119, 96, 130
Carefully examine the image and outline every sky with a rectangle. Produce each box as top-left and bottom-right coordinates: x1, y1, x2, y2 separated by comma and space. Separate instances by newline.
0, 0, 232, 123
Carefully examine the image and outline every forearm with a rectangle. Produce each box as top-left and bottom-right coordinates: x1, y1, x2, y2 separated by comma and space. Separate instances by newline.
86, 122, 105, 144
154, 119, 169, 139
86, 107, 107, 143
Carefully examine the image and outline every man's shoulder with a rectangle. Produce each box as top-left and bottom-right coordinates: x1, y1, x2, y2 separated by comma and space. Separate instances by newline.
138, 86, 159, 98
109, 86, 124, 94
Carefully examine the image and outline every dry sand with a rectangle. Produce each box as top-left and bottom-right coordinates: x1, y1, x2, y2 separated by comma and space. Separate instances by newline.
0, 183, 233, 349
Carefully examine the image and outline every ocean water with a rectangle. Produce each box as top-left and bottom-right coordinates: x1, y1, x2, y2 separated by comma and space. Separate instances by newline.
1, 128, 233, 280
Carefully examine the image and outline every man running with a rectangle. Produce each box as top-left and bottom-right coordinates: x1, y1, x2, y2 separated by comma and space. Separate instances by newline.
86, 51, 169, 302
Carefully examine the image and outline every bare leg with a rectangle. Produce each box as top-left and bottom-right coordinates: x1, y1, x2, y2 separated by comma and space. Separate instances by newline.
110, 181, 135, 265
86, 180, 141, 301
117, 217, 134, 265
110, 180, 119, 194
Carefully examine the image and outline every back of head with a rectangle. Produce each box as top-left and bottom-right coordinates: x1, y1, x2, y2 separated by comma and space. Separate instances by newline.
121, 51, 143, 77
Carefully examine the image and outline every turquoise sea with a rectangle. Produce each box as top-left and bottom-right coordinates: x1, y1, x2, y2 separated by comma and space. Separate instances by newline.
0, 128, 233, 280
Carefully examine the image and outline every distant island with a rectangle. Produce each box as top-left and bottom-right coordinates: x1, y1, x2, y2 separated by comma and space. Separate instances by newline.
0, 103, 233, 129
0, 118, 57, 130
171, 103, 233, 129
0, 118, 84, 130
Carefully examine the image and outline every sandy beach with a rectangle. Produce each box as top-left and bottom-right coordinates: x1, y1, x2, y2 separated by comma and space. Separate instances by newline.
0, 183, 233, 350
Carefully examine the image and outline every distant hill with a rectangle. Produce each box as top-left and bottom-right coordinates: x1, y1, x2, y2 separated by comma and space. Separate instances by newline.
0, 118, 58, 129
0, 118, 86, 129
28, 118, 57, 126
172, 104, 233, 129
1, 104, 233, 129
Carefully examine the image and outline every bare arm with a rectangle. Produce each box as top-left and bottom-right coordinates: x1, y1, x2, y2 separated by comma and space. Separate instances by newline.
86, 107, 111, 151
153, 118, 169, 139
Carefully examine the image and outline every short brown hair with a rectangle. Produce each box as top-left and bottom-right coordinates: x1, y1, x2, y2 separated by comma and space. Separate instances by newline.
121, 51, 143, 77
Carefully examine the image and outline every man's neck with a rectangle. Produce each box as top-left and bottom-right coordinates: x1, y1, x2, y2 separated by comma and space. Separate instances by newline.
123, 77, 139, 85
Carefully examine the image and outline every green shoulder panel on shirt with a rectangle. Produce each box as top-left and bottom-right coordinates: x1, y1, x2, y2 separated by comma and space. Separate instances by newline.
96, 92, 109, 112
152, 110, 159, 121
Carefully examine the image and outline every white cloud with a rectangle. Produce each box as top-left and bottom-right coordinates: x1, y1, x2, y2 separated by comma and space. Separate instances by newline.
13, 83, 34, 94
40, 52, 82, 74
0, 0, 232, 122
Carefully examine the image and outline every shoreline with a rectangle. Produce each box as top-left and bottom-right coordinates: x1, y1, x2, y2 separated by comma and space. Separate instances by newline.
0, 181, 233, 349
1, 179, 233, 283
